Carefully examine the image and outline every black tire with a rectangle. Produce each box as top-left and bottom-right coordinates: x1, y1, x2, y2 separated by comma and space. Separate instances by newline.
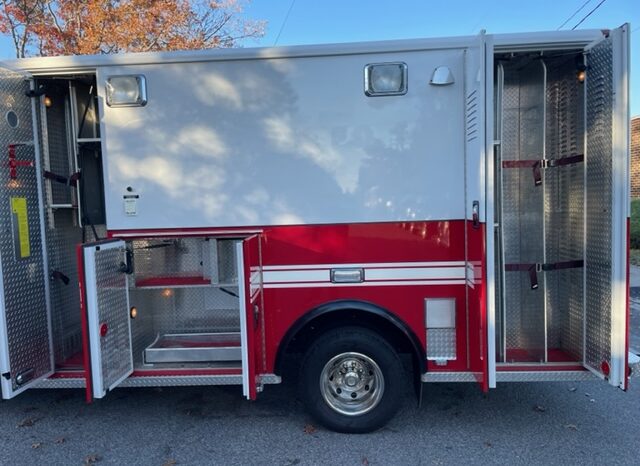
299, 326, 404, 433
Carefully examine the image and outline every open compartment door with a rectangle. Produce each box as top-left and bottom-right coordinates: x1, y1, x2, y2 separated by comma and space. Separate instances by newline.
464, 32, 494, 390
79, 239, 133, 399
583, 25, 629, 388
236, 235, 263, 400
0, 65, 53, 398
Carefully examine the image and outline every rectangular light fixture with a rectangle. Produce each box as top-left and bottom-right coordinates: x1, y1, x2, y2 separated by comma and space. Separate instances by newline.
364, 62, 408, 96
105, 75, 147, 107
331, 268, 364, 283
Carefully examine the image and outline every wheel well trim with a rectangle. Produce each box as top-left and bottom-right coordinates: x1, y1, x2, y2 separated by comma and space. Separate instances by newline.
274, 299, 425, 375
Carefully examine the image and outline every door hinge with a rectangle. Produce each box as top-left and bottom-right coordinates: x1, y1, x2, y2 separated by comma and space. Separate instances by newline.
25, 86, 45, 98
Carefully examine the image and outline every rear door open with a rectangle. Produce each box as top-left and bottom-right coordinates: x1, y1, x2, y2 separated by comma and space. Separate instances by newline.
79, 239, 133, 400
583, 24, 629, 388
0, 65, 53, 398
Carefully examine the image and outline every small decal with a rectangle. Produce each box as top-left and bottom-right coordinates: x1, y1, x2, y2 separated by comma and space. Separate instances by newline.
123, 195, 138, 216
10, 197, 30, 258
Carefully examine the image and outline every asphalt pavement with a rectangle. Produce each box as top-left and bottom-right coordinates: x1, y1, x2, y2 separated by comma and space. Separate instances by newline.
1, 373, 639, 465
1, 272, 639, 466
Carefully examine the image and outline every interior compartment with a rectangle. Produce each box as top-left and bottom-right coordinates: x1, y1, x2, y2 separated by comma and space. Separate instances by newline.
129, 237, 242, 368
38, 76, 106, 368
39, 76, 243, 372
495, 50, 586, 364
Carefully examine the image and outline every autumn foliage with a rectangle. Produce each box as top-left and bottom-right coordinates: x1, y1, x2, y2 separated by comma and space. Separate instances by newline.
0, 0, 266, 57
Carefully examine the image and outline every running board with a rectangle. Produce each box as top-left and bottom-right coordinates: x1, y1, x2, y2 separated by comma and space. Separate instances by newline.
35, 373, 281, 389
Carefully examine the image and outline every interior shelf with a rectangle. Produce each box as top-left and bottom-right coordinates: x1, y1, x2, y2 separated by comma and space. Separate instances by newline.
144, 332, 242, 364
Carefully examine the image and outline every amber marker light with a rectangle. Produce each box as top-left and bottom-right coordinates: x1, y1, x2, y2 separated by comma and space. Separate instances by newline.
162, 288, 173, 298
130, 307, 138, 319
44, 96, 53, 107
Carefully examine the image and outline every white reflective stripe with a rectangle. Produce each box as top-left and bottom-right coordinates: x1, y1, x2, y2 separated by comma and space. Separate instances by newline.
263, 266, 465, 284
366, 267, 465, 281
263, 279, 466, 289
262, 261, 466, 271
262, 269, 330, 283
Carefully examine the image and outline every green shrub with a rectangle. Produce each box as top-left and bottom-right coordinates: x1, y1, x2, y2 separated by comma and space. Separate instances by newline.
631, 200, 640, 249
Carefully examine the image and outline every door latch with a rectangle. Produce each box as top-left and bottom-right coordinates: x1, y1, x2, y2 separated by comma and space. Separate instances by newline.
472, 201, 480, 229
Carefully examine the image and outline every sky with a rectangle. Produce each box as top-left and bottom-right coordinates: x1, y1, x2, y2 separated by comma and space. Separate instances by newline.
0, 0, 637, 114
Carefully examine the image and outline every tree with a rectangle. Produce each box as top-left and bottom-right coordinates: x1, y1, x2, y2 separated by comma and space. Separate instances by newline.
0, 0, 265, 58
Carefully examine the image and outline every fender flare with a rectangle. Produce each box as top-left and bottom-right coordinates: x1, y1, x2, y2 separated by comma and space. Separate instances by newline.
273, 299, 425, 375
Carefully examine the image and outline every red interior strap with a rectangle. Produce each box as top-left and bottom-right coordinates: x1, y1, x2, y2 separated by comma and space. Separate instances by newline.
505, 259, 584, 290
548, 154, 584, 167
502, 154, 584, 187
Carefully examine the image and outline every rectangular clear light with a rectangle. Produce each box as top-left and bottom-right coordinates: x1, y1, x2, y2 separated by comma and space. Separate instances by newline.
364, 62, 408, 96
105, 75, 147, 107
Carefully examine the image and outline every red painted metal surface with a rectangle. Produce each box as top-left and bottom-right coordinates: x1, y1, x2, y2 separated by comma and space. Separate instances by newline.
75, 244, 93, 403
465, 221, 488, 390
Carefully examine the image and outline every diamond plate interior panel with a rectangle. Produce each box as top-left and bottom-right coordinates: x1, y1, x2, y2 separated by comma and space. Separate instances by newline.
585, 39, 613, 373
129, 237, 241, 367
500, 58, 546, 361
543, 56, 585, 361
91, 244, 132, 389
0, 66, 52, 394
37, 87, 85, 366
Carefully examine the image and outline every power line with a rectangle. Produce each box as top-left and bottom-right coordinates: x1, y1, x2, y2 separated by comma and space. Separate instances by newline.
557, 0, 592, 30
571, 0, 608, 30
273, 0, 297, 46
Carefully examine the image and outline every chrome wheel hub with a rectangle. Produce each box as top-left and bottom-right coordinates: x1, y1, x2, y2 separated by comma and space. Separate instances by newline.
320, 352, 384, 416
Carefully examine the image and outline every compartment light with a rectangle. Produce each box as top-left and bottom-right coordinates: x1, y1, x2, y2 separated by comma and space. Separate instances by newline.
364, 63, 408, 96
105, 75, 147, 107
162, 288, 173, 298
130, 307, 138, 319
43, 96, 53, 107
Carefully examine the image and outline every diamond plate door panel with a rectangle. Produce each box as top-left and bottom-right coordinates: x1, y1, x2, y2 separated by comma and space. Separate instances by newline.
584, 28, 628, 388
82, 240, 133, 398
0, 66, 53, 398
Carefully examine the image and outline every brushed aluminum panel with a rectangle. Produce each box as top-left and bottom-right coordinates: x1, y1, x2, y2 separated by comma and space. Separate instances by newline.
0, 66, 53, 397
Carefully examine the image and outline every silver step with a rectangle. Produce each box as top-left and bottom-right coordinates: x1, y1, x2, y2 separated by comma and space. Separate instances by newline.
144, 332, 242, 364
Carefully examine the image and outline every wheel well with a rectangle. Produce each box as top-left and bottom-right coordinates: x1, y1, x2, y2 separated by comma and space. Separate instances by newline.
274, 300, 424, 377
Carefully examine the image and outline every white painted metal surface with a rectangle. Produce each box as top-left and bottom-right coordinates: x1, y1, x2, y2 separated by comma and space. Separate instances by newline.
236, 241, 250, 399
95, 46, 466, 230
609, 25, 630, 389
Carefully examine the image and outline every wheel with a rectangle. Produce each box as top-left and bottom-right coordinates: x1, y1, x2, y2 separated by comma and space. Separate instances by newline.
299, 327, 404, 433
